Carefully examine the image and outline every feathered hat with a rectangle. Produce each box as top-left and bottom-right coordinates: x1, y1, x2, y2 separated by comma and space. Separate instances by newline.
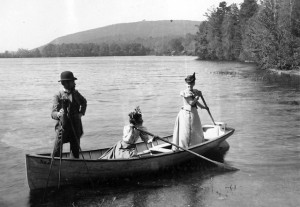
185, 72, 196, 83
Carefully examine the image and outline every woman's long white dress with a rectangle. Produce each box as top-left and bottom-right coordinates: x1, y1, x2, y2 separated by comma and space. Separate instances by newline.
172, 89, 204, 149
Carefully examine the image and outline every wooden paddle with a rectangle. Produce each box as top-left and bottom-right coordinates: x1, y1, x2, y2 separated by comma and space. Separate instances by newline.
69, 115, 94, 188
199, 93, 216, 125
134, 127, 238, 171
43, 130, 61, 201
43, 100, 68, 201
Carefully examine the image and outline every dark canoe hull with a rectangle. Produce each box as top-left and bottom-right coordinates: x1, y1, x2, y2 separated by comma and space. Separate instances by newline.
26, 127, 234, 190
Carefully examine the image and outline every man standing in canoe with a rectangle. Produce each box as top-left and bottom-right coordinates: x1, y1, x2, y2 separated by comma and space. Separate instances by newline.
51, 71, 87, 158
172, 72, 208, 149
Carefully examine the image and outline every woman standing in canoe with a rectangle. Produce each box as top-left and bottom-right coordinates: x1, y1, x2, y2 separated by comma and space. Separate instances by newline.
172, 72, 208, 149
99, 106, 152, 159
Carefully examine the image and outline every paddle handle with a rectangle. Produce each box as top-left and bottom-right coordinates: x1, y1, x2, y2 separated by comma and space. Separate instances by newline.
199, 94, 216, 125
134, 127, 238, 171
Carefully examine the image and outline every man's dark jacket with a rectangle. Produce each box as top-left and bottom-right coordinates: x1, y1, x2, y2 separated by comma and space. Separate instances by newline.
51, 89, 87, 143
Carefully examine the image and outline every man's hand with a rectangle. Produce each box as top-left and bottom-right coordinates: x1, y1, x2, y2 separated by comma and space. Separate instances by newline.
57, 109, 64, 118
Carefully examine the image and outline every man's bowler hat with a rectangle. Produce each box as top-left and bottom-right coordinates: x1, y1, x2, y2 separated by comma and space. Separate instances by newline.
58, 71, 77, 82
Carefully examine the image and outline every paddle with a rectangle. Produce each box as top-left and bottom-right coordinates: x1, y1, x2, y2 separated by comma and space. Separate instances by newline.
43, 127, 62, 201
134, 127, 238, 171
58, 132, 63, 189
199, 93, 216, 125
61, 97, 93, 188
69, 117, 94, 188
43, 100, 68, 201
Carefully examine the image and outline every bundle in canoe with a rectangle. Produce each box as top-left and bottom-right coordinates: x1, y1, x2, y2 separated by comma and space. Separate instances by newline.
26, 123, 234, 190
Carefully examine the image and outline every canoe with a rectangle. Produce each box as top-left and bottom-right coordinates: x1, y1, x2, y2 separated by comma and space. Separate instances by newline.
25, 123, 234, 190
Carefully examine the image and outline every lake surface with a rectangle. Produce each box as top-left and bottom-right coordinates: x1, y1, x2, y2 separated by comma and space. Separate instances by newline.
0, 56, 299, 207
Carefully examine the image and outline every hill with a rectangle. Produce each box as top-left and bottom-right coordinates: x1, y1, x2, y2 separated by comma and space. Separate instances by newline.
0, 20, 202, 57
49, 20, 201, 45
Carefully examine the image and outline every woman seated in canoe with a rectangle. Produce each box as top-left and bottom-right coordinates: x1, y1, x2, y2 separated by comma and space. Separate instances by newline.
99, 106, 153, 159
172, 72, 208, 150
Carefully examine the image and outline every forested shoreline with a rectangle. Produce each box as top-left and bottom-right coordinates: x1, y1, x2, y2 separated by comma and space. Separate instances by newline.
0, 43, 151, 58
195, 0, 300, 70
0, 37, 194, 58
1, 0, 299, 70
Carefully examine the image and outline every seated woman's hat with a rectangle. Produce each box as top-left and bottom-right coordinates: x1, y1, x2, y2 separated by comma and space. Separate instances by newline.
58, 71, 77, 82
185, 72, 196, 83
128, 106, 143, 124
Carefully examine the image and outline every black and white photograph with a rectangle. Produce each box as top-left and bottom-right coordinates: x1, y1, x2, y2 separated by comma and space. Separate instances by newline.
0, 0, 299, 206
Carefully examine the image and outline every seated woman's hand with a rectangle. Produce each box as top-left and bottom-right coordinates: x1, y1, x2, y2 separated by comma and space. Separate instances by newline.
147, 135, 158, 143
147, 138, 153, 143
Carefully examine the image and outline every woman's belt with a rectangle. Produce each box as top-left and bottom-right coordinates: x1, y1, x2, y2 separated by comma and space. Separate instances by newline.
181, 105, 197, 111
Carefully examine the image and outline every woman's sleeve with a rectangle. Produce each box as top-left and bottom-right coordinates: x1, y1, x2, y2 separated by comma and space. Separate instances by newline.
181, 90, 194, 98
51, 92, 61, 120
122, 125, 134, 143
138, 126, 149, 143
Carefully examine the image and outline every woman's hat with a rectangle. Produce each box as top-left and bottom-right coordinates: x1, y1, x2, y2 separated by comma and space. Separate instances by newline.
185, 72, 196, 83
58, 71, 77, 82
129, 106, 143, 124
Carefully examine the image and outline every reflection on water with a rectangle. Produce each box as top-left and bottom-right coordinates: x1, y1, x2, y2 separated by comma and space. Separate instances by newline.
0, 57, 299, 207
29, 159, 225, 207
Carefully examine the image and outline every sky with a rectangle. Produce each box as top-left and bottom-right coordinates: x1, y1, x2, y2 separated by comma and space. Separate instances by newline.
0, 0, 244, 52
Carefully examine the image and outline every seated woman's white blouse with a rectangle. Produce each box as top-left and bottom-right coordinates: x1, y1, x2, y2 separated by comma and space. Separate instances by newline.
122, 125, 149, 144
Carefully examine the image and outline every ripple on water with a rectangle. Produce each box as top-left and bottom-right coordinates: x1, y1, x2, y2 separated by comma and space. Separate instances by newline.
0, 57, 299, 207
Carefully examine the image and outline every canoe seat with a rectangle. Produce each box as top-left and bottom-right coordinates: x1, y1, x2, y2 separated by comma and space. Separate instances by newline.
137, 150, 152, 158
152, 143, 170, 148
149, 143, 172, 154
137, 149, 151, 154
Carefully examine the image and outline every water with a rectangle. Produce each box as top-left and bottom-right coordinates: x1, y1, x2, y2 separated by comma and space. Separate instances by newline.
0, 57, 299, 207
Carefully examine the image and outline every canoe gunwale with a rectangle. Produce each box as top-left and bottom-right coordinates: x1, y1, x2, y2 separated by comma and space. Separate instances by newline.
25, 127, 235, 190
25, 127, 235, 162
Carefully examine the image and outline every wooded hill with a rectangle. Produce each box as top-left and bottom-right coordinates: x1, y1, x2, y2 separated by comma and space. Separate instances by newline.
50, 20, 200, 45
0, 20, 200, 57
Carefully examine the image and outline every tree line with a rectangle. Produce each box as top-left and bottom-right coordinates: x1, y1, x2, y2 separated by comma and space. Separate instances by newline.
0, 36, 195, 58
195, 0, 300, 70
0, 43, 149, 58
